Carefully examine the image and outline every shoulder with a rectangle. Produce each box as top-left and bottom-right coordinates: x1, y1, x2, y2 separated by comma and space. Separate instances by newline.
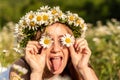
10, 56, 30, 70
14, 57, 27, 66
9, 56, 31, 80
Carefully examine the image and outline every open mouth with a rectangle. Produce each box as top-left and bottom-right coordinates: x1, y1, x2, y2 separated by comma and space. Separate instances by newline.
50, 56, 63, 71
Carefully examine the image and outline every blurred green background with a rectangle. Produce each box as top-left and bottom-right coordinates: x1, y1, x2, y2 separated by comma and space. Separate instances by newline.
0, 0, 120, 29
0, 0, 120, 80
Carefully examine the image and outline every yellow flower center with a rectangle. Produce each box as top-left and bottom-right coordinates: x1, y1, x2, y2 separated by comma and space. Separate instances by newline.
81, 24, 84, 29
37, 16, 42, 21
76, 19, 80, 24
59, 12, 62, 16
30, 21, 35, 26
69, 16, 75, 21
29, 14, 34, 20
65, 38, 71, 43
44, 39, 50, 44
23, 21, 27, 26
43, 15, 48, 21
52, 9, 57, 14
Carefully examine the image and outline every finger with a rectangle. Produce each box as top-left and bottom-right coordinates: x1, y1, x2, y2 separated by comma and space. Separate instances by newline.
81, 48, 91, 65
74, 38, 85, 48
79, 45, 87, 54
40, 48, 47, 58
27, 41, 42, 54
27, 44, 39, 54
76, 41, 85, 51
76, 39, 88, 51
82, 47, 91, 55
25, 48, 34, 62
79, 45, 91, 56
68, 45, 76, 57
28, 41, 41, 49
25, 47, 35, 54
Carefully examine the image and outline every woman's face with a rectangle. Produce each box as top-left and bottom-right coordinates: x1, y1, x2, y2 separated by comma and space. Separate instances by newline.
45, 23, 71, 74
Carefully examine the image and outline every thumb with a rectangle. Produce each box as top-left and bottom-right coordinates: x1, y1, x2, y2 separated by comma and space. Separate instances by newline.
40, 48, 47, 58
68, 45, 76, 57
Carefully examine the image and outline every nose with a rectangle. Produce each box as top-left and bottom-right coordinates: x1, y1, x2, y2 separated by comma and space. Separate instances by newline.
51, 40, 61, 53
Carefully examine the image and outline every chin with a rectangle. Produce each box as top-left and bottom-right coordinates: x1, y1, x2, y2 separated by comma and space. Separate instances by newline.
52, 68, 64, 75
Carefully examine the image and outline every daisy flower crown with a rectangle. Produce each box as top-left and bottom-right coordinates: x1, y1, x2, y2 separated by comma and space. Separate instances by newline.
15, 6, 87, 47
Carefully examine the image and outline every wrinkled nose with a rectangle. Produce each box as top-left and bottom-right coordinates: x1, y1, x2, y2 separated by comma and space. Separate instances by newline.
51, 41, 61, 53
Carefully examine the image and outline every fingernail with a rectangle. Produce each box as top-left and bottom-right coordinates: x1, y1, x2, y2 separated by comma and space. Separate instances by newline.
74, 44, 77, 48
76, 47, 78, 51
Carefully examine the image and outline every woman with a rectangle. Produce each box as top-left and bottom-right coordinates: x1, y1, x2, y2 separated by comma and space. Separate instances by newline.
9, 6, 98, 80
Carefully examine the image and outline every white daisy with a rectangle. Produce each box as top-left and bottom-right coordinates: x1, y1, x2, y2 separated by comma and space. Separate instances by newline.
61, 34, 74, 47
80, 23, 87, 31
39, 5, 50, 12
58, 12, 67, 21
50, 6, 61, 16
13, 47, 21, 53
34, 12, 42, 25
14, 24, 24, 41
23, 11, 38, 30
41, 12, 51, 25
39, 36, 53, 48
14, 24, 19, 36
19, 17, 28, 28
25, 11, 35, 22
66, 11, 78, 25
74, 17, 84, 27
28, 20, 37, 30
50, 6, 64, 22
49, 12, 57, 22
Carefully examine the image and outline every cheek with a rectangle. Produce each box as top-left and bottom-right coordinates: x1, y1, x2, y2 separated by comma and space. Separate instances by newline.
63, 49, 70, 60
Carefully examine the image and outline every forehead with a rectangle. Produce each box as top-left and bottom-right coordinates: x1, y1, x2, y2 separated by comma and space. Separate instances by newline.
45, 23, 68, 35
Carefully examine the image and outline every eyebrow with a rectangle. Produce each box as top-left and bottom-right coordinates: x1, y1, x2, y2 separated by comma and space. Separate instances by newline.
58, 35, 64, 38
47, 33, 64, 38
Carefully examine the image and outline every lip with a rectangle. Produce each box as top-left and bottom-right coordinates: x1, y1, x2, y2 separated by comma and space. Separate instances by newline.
48, 55, 63, 72
50, 56, 62, 61
49, 54, 63, 60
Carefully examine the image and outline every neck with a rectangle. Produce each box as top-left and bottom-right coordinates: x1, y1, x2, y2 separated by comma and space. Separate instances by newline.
43, 74, 71, 80
42, 67, 71, 80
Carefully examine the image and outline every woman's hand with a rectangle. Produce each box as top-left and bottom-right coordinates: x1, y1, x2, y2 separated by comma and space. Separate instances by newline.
69, 38, 98, 80
25, 41, 47, 76
69, 38, 91, 70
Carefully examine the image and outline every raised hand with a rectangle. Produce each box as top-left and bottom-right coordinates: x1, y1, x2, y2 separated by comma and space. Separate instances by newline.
25, 41, 47, 75
69, 38, 98, 80
69, 38, 91, 69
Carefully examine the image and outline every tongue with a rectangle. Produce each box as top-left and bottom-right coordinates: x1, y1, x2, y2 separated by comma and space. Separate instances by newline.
51, 57, 62, 71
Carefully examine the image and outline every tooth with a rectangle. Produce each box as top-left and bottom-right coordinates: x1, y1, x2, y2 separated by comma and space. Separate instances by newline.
54, 57, 59, 59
